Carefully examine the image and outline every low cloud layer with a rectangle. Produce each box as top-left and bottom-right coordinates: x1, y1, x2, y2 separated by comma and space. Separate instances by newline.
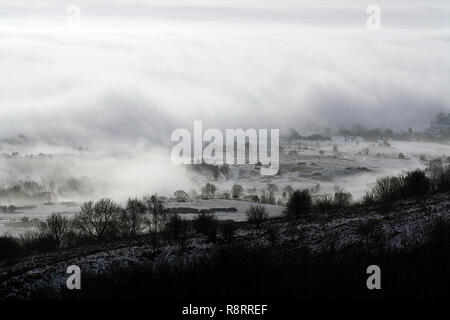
0, 0, 450, 150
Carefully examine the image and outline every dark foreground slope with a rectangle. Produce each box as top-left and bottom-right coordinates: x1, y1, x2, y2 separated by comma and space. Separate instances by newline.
0, 193, 449, 300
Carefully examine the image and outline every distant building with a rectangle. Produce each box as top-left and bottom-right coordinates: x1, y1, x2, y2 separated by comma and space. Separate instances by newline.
427, 113, 450, 137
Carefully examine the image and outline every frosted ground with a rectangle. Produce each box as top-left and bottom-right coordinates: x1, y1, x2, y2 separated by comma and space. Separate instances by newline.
0, 137, 449, 236
2, 192, 449, 299
197, 138, 450, 199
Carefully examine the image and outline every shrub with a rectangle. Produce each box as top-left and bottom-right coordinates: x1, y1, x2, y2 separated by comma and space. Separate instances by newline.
427, 158, 444, 178
362, 147, 370, 155
64, 230, 94, 248
221, 192, 231, 200
368, 176, 402, 203
362, 191, 376, 205
165, 214, 189, 240
357, 219, 378, 243
201, 183, 216, 199
18, 231, 58, 254
0, 236, 20, 260
174, 190, 189, 202
267, 191, 276, 205
284, 189, 312, 219
231, 184, 244, 199
314, 194, 334, 213
219, 222, 236, 242
265, 225, 279, 247
433, 165, 450, 192
267, 184, 279, 193
193, 211, 218, 238
333, 188, 352, 207
246, 205, 268, 228
399, 169, 430, 197
427, 217, 450, 249
282, 185, 294, 196
367, 169, 432, 204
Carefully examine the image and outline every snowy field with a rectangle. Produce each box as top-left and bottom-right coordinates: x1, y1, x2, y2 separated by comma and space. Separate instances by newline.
197, 138, 450, 199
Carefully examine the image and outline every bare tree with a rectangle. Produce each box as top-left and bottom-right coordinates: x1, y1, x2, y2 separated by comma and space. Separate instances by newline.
284, 189, 312, 219
267, 183, 279, 193
119, 198, 147, 238
146, 196, 168, 233
231, 184, 244, 199
39, 212, 70, 248
73, 198, 121, 241
282, 185, 294, 196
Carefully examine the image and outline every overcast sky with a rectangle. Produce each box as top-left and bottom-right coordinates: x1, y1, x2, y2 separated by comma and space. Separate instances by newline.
1, 0, 450, 149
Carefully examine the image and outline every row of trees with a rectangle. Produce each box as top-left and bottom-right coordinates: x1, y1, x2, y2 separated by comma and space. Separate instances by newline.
36, 195, 245, 251
49, 164, 450, 248
8, 165, 448, 258
34, 189, 314, 251
174, 182, 350, 209
173, 183, 296, 205
0, 177, 94, 204
37, 196, 169, 249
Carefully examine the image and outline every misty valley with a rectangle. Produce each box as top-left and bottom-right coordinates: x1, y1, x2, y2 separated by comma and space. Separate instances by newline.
1, 127, 449, 237
1, 0, 450, 307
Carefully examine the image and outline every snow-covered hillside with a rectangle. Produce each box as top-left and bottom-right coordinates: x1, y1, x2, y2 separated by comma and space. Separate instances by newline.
1, 192, 448, 299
